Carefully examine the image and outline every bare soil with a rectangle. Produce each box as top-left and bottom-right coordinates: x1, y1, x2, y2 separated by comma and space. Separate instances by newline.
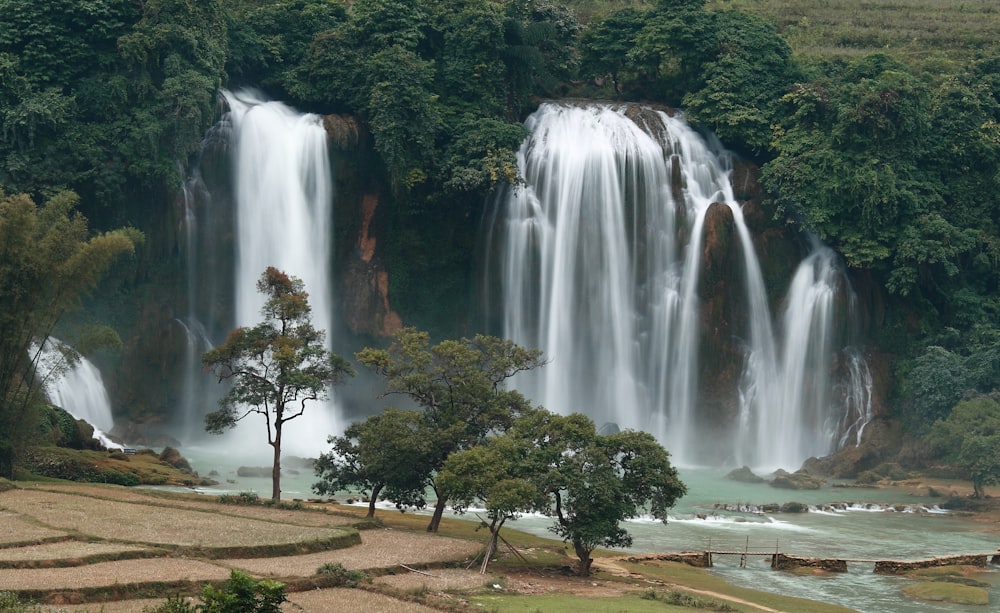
0, 484, 484, 612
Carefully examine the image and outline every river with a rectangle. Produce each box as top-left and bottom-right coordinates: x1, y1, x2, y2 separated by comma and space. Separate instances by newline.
178, 449, 998, 613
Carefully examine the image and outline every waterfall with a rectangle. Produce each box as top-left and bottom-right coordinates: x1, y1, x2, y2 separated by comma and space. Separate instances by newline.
36, 339, 120, 449
203, 89, 340, 458
483, 102, 870, 470
177, 171, 215, 439
742, 244, 870, 469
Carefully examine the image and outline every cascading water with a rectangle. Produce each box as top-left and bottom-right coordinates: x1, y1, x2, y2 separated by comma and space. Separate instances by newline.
743, 243, 873, 469
191, 89, 340, 458
35, 339, 119, 449
482, 102, 870, 470
176, 171, 217, 439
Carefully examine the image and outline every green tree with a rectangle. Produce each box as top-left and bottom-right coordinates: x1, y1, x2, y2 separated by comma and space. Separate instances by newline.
927, 396, 1000, 498
224, 0, 347, 97
629, 0, 714, 100
354, 327, 545, 531
437, 412, 548, 573
292, 0, 578, 194
441, 409, 686, 576
579, 8, 647, 96
117, 0, 229, 183
199, 569, 286, 613
0, 189, 138, 478
680, 10, 797, 154
902, 345, 968, 433
537, 414, 686, 576
0, 0, 229, 219
203, 267, 354, 501
313, 407, 434, 517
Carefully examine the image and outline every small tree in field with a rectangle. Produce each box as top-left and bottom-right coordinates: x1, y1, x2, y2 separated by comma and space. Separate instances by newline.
203, 267, 353, 501
442, 409, 687, 576
352, 327, 544, 532
313, 407, 434, 518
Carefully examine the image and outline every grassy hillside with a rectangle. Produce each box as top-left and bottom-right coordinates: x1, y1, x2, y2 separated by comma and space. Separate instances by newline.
565, 1, 1000, 73
713, 0, 1000, 71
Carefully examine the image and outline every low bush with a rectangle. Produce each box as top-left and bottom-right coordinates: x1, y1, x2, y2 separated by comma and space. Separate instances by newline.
143, 570, 285, 613
316, 562, 369, 587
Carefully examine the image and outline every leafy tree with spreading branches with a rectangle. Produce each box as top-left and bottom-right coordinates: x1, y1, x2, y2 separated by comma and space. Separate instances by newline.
440, 409, 687, 576
342, 327, 545, 532
203, 267, 353, 501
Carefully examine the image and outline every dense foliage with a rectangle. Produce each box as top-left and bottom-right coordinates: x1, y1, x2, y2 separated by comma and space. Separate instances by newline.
313, 407, 435, 517
927, 396, 1000, 498
439, 408, 686, 575
0, 0, 227, 222
1, 0, 998, 479
0, 189, 137, 477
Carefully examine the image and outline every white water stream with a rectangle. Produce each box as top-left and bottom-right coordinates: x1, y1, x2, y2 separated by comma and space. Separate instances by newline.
200, 89, 341, 458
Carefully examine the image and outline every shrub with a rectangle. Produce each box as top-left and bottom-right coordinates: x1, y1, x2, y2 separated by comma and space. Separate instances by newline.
142, 573, 285, 613
143, 595, 197, 612
316, 562, 369, 587
262, 498, 303, 510
218, 491, 261, 506
640, 589, 738, 612
199, 570, 286, 613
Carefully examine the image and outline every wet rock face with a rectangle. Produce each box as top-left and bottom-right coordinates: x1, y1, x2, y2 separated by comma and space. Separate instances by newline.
770, 469, 825, 490
339, 193, 402, 338
695, 202, 743, 428
773, 553, 848, 573
725, 465, 765, 483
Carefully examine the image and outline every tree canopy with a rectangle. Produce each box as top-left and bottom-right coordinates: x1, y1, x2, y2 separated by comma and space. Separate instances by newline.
440, 409, 686, 576
927, 396, 1000, 498
330, 327, 545, 531
313, 407, 434, 517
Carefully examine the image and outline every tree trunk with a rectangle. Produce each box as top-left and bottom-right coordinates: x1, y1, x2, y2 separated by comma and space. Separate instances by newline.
573, 540, 593, 577
480, 530, 498, 575
368, 483, 383, 518
426, 496, 446, 532
480, 517, 504, 574
271, 422, 282, 502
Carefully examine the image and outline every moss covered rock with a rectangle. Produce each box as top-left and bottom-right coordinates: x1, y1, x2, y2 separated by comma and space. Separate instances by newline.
902, 581, 989, 606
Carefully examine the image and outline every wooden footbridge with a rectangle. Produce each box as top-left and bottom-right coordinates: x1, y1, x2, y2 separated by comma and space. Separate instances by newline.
627, 537, 1000, 574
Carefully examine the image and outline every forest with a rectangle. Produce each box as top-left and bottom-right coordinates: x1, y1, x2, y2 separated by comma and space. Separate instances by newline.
0, 0, 998, 482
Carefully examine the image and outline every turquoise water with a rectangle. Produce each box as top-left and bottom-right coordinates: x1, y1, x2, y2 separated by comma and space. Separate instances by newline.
179, 453, 998, 613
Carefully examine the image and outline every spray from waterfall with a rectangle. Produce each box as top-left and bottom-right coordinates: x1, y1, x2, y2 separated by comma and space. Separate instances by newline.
483, 102, 870, 470
208, 89, 340, 459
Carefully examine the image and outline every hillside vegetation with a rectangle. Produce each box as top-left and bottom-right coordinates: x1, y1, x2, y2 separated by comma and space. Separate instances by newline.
0, 0, 998, 484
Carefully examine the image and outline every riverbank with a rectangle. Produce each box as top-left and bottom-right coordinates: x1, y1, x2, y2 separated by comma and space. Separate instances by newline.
3, 460, 998, 612
0, 482, 862, 612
